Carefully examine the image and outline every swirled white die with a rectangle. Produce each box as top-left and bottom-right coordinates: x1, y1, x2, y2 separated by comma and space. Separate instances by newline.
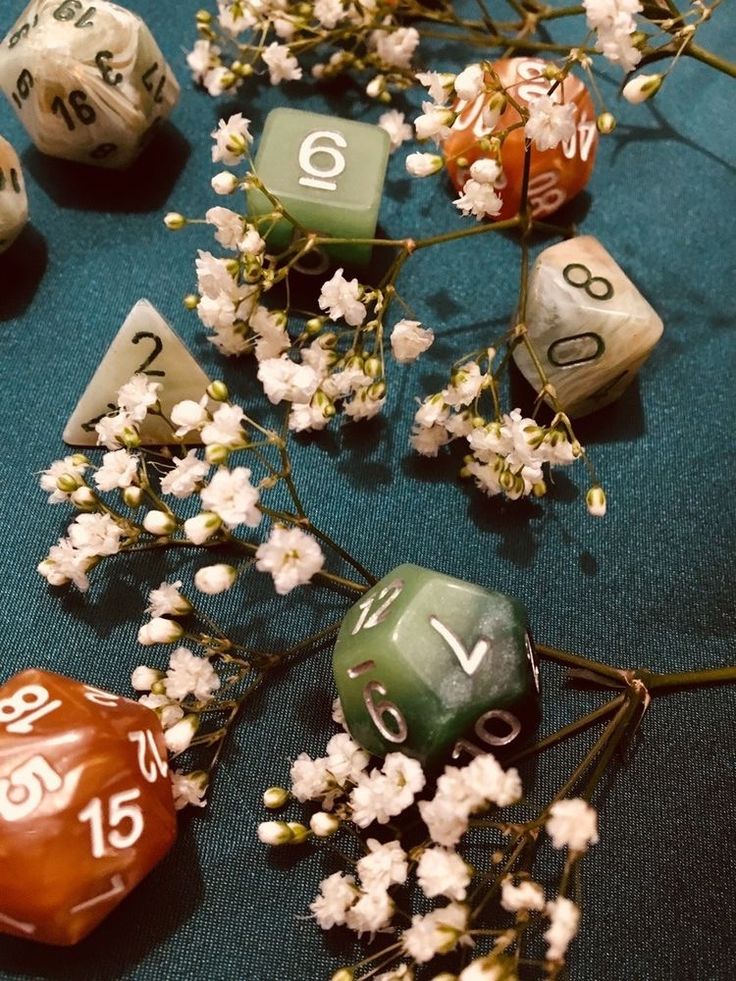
0, 136, 28, 253
0, 0, 180, 169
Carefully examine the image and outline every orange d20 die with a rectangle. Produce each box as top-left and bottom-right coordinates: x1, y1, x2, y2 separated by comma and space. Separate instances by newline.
0, 669, 176, 945
442, 57, 598, 221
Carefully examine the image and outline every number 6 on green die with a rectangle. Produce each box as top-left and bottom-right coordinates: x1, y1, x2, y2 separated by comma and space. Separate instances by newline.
333, 564, 541, 767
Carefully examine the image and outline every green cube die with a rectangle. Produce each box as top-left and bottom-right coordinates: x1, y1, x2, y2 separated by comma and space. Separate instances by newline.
333, 564, 541, 768
247, 108, 390, 267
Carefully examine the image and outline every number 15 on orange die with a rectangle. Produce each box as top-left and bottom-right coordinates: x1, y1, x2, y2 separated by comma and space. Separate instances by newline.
0, 669, 176, 945
442, 58, 598, 221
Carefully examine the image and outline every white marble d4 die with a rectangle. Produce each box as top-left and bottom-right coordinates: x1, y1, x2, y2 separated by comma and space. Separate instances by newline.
512, 236, 664, 417
0, 0, 179, 169
0, 135, 28, 253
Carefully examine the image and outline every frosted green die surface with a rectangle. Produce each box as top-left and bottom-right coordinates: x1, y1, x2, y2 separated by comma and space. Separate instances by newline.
332, 564, 540, 766
247, 107, 390, 266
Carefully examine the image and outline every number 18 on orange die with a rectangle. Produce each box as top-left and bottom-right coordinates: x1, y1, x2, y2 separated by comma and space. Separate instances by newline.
442, 57, 598, 221
0, 669, 176, 945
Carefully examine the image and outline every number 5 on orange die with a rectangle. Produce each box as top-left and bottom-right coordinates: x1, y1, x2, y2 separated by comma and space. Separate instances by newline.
0, 669, 176, 946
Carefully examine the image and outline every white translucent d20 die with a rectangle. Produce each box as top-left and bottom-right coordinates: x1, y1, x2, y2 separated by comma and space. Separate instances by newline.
0, 0, 180, 169
0, 135, 28, 253
512, 236, 664, 417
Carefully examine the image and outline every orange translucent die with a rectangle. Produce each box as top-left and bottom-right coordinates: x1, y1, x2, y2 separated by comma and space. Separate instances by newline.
442, 57, 598, 221
0, 669, 176, 946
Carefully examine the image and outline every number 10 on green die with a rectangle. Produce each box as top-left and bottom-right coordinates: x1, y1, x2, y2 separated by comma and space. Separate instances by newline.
247, 108, 390, 267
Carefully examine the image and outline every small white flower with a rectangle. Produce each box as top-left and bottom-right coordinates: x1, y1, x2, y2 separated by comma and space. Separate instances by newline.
165, 646, 221, 701
318, 269, 366, 326
146, 580, 192, 618
170, 396, 210, 438
586, 485, 607, 517
143, 510, 176, 536
211, 113, 253, 165
414, 102, 454, 143
454, 63, 484, 101
314, 0, 345, 30
525, 96, 577, 152
469, 158, 502, 185
68, 513, 124, 557
164, 715, 200, 754
405, 152, 443, 177
342, 388, 385, 421
139, 693, 184, 730
130, 666, 164, 691
310, 872, 359, 929
201, 403, 247, 448
183, 512, 222, 545
194, 563, 237, 595
402, 903, 471, 962
200, 467, 261, 528
391, 319, 434, 364
454, 178, 502, 220
414, 394, 449, 428
357, 839, 408, 891
444, 362, 486, 406
501, 876, 546, 913
211, 171, 239, 195
38, 539, 93, 592
262, 42, 302, 84
310, 811, 340, 837
350, 771, 396, 827
95, 410, 138, 450
138, 617, 184, 646
258, 357, 320, 405
410, 423, 449, 457
187, 39, 219, 84
172, 771, 208, 810
92, 449, 138, 492
325, 732, 370, 785
371, 26, 419, 70
160, 451, 209, 498
345, 888, 395, 937
40, 456, 89, 503
117, 374, 161, 422
416, 70, 455, 105
546, 799, 599, 853
544, 896, 580, 963
378, 109, 413, 152
290, 753, 335, 803
240, 227, 266, 256
255, 526, 325, 595
416, 847, 471, 901
206, 206, 244, 251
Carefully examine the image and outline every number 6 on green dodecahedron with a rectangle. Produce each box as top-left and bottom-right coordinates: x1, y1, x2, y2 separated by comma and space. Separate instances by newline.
247, 108, 391, 268
332, 564, 541, 768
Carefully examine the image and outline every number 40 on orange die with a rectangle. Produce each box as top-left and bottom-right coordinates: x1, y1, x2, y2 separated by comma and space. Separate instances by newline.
0, 669, 176, 945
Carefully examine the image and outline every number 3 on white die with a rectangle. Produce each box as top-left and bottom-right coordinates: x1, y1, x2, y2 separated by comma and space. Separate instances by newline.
78, 789, 145, 859
0, 685, 62, 734
0, 755, 63, 822
298, 130, 347, 192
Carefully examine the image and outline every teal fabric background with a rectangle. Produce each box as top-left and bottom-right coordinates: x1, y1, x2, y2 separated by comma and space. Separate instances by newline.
0, 2, 734, 979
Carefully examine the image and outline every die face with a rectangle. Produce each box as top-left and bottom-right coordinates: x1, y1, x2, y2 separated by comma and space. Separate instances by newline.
0, 669, 176, 945
0, 0, 179, 169
442, 58, 598, 221
0, 136, 28, 253
512, 235, 664, 416
247, 107, 390, 266
333, 565, 539, 767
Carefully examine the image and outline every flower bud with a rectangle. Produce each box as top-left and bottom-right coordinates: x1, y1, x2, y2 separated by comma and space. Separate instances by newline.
137, 617, 184, 646
263, 786, 289, 810
319, 332, 337, 349
184, 512, 222, 545
205, 443, 230, 466
164, 212, 187, 230
306, 316, 325, 335
123, 485, 144, 508
121, 427, 141, 449
207, 380, 229, 402
70, 486, 97, 511
57, 473, 82, 493
310, 811, 340, 837
532, 480, 547, 498
622, 73, 663, 104
150, 679, 167, 696
164, 714, 200, 754
183, 294, 199, 310
286, 822, 310, 845
366, 74, 385, 98
364, 356, 382, 378
331, 971, 355, 981
195, 9, 212, 23
586, 485, 607, 517
194, 563, 237, 595
131, 666, 165, 691
211, 171, 239, 195
257, 820, 294, 845
143, 510, 177, 536
597, 112, 616, 135
368, 381, 386, 401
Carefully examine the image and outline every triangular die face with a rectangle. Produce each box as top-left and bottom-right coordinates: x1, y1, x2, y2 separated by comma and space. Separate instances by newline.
63, 300, 212, 447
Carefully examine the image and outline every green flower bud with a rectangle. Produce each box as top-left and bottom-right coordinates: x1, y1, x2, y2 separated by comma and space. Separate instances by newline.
263, 786, 289, 810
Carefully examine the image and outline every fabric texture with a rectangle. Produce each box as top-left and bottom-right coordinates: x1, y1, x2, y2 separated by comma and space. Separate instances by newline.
0, 2, 734, 979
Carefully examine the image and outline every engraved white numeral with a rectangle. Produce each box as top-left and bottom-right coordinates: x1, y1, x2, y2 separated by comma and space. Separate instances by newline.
78, 788, 144, 858
298, 130, 347, 191
0, 755, 63, 821
528, 170, 566, 216
429, 616, 490, 676
562, 119, 596, 162
83, 685, 119, 707
0, 684, 62, 734
363, 681, 408, 744
70, 874, 126, 915
128, 729, 168, 783
516, 59, 562, 104
0, 912, 36, 935
351, 580, 404, 635
451, 708, 522, 760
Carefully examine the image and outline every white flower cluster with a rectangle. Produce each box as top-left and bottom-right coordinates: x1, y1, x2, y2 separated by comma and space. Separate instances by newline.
583, 0, 643, 72
410, 357, 582, 501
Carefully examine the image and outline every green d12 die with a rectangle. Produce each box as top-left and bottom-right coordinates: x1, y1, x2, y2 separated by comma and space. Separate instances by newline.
247, 107, 390, 267
333, 564, 540, 767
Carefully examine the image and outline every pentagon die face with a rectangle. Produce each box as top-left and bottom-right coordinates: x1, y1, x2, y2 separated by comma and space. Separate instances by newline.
0, 135, 28, 253
512, 236, 664, 417
0, 668, 176, 945
0, 0, 180, 169
333, 564, 540, 768
247, 108, 390, 268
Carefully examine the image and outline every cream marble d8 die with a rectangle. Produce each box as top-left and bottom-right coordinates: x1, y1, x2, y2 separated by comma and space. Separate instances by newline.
0, 0, 179, 169
247, 107, 390, 267
512, 236, 664, 417
0, 669, 176, 946
333, 565, 540, 768
0, 135, 28, 253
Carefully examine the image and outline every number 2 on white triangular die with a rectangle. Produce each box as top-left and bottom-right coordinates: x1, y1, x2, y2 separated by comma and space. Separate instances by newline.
63, 299, 213, 447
